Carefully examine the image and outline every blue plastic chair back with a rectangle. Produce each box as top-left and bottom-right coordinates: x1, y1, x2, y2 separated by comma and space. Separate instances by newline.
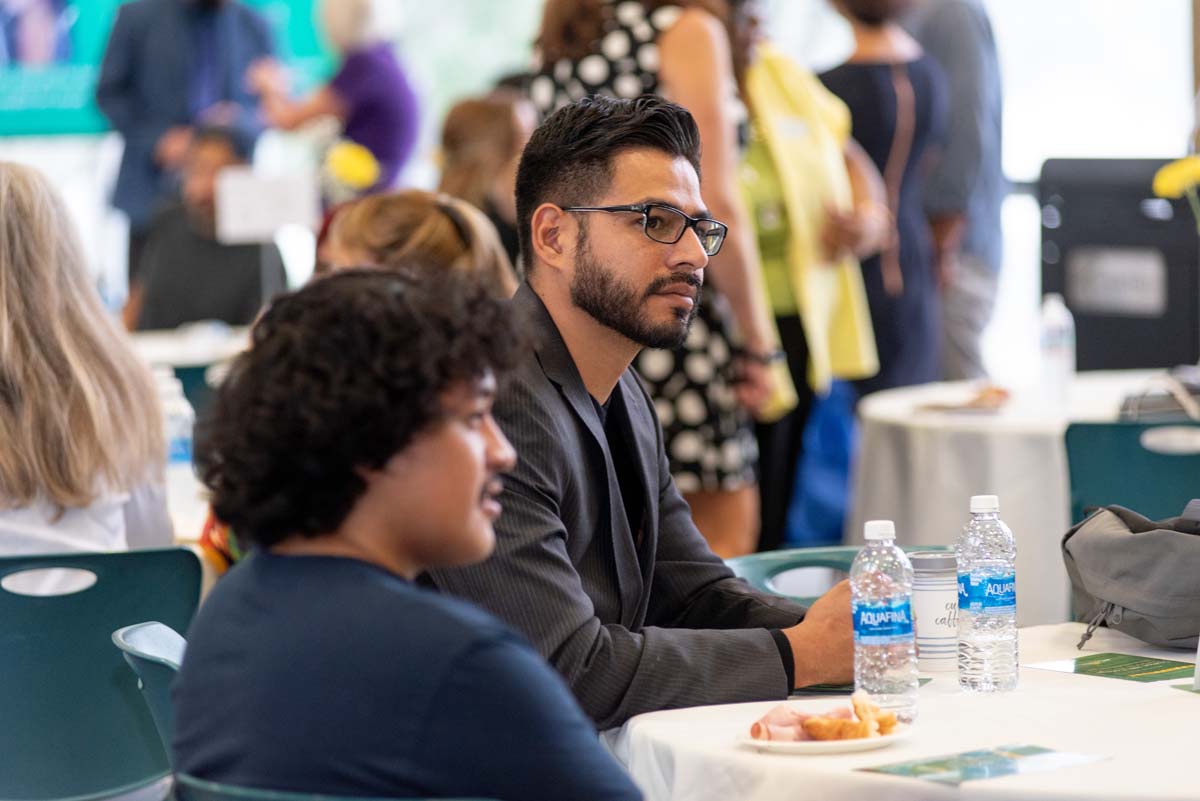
113, 621, 187, 764
174, 773, 498, 801
1065, 421, 1200, 524
727, 544, 953, 605
0, 548, 201, 801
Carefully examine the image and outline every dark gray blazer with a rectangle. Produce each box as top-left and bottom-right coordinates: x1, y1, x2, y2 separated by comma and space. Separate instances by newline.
428, 285, 807, 729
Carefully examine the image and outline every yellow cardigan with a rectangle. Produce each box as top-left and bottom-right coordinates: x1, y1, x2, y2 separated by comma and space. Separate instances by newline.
742, 43, 879, 393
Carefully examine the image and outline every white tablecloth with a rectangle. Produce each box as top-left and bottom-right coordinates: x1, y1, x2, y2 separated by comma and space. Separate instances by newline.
606, 624, 1197, 801
129, 325, 249, 542
129, 323, 250, 368
847, 370, 1160, 626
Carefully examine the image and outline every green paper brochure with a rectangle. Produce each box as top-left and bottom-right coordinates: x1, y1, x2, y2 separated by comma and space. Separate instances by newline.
860, 745, 1105, 786
1026, 652, 1194, 682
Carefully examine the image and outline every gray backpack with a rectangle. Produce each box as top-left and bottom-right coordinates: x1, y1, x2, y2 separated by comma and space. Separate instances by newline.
1062, 500, 1200, 650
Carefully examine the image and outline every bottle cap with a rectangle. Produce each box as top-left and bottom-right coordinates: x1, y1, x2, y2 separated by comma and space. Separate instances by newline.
909, 551, 957, 572
970, 494, 1000, 513
863, 519, 895, 540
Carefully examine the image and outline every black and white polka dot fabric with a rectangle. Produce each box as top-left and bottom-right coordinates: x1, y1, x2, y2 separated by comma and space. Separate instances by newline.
636, 294, 758, 492
530, 2, 682, 116
530, 0, 758, 493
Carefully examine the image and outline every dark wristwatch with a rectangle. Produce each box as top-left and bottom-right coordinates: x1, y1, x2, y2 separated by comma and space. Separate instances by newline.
735, 347, 786, 365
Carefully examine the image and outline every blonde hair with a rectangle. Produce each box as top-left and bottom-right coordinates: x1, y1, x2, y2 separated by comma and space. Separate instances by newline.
439, 96, 523, 210
329, 190, 519, 296
0, 162, 164, 510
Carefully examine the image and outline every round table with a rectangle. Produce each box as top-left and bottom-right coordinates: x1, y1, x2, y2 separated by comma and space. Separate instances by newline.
847, 370, 1159, 626
605, 624, 1196, 801
129, 325, 249, 542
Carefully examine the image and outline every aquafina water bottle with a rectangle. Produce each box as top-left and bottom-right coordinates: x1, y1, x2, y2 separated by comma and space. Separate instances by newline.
956, 494, 1018, 692
851, 520, 919, 722
1039, 293, 1075, 409
159, 374, 196, 521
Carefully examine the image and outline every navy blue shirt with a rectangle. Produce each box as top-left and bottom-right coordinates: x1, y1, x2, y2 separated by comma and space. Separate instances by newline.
173, 552, 642, 801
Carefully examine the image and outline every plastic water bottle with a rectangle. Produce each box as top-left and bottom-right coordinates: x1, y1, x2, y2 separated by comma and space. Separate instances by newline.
160, 376, 197, 523
956, 495, 1018, 692
851, 520, 919, 722
1039, 293, 1075, 409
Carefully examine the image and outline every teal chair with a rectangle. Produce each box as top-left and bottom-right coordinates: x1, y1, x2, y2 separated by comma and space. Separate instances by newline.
0, 548, 201, 801
112, 621, 188, 765
727, 544, 953, 605
174, 774, 497, 801
1065, 421, 1200, 524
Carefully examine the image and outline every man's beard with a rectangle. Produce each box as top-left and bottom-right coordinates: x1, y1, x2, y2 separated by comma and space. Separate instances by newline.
569, 232, 701, 350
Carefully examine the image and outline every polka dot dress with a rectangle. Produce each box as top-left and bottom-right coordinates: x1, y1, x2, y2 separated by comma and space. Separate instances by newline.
530, 1, 758, 493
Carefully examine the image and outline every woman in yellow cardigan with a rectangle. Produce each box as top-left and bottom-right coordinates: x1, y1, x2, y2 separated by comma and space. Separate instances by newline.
733, 0, 890, 549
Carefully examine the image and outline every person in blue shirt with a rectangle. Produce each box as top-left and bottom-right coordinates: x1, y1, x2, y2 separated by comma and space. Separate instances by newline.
173, 267, 642, 801
905, 0, 1006, 380
95, 0, 274, 287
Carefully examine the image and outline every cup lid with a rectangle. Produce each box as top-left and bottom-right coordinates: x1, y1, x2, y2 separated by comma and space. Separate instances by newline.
909, 551, 957, 571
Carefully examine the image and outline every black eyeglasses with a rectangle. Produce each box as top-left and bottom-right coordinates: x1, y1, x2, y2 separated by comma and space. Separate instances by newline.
560, 203, 728, 256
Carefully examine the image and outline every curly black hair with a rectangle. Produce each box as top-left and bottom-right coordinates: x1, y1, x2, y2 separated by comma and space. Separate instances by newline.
194, 267, 526, 548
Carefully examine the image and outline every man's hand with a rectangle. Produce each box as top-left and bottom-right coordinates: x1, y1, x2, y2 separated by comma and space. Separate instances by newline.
783, 579, 854, 688
821, 202, 894, 262
154, 126, 192, 168
935, 248, 960, 292
245, 57, 289, 98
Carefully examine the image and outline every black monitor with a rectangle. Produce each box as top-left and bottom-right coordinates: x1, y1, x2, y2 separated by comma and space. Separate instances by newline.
1040, 158, 1199, 370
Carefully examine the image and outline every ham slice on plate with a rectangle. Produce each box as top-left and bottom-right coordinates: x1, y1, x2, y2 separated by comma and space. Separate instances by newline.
748, 703, 853, 741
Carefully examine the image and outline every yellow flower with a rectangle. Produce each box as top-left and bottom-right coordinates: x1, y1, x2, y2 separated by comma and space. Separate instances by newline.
1152, 155, 1200, 198
325, 141, 381, 190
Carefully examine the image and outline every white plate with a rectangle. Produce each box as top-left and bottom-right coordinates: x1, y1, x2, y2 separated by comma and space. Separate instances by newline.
738, 725, 911, 755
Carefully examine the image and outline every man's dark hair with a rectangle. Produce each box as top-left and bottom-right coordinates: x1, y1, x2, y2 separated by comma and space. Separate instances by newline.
515, 94, 702, 271
191, 123, 256, 162
195, 267, 525, 548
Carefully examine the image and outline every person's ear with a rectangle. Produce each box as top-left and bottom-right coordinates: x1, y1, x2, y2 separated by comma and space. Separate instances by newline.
528, 203, 575, 277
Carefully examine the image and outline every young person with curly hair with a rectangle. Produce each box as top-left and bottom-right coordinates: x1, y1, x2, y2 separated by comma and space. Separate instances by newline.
173, 269, 641, 801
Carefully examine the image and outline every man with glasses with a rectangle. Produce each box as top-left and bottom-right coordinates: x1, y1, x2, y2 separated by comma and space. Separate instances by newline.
427, 95, 853, 729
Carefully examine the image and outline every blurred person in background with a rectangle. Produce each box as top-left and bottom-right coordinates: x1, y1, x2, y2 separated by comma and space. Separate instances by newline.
905, 0, 1005, 380
325, 190, 518, 296
247, 0, 419, 197
730, 0, 887, 550
312, 202, 352, 277
96, 0, 274, 287
0, 163, 171, 590
197, 188, 516, 571
820, 0, 948, 396
530, 0, 793, 557
177, 269, 642, 801
129, 125, 287, 331
0, 0, 74, 65
439, 91, 538, 269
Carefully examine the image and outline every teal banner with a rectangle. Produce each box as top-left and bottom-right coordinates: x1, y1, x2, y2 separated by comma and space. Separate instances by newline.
0, 0, 333, 136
